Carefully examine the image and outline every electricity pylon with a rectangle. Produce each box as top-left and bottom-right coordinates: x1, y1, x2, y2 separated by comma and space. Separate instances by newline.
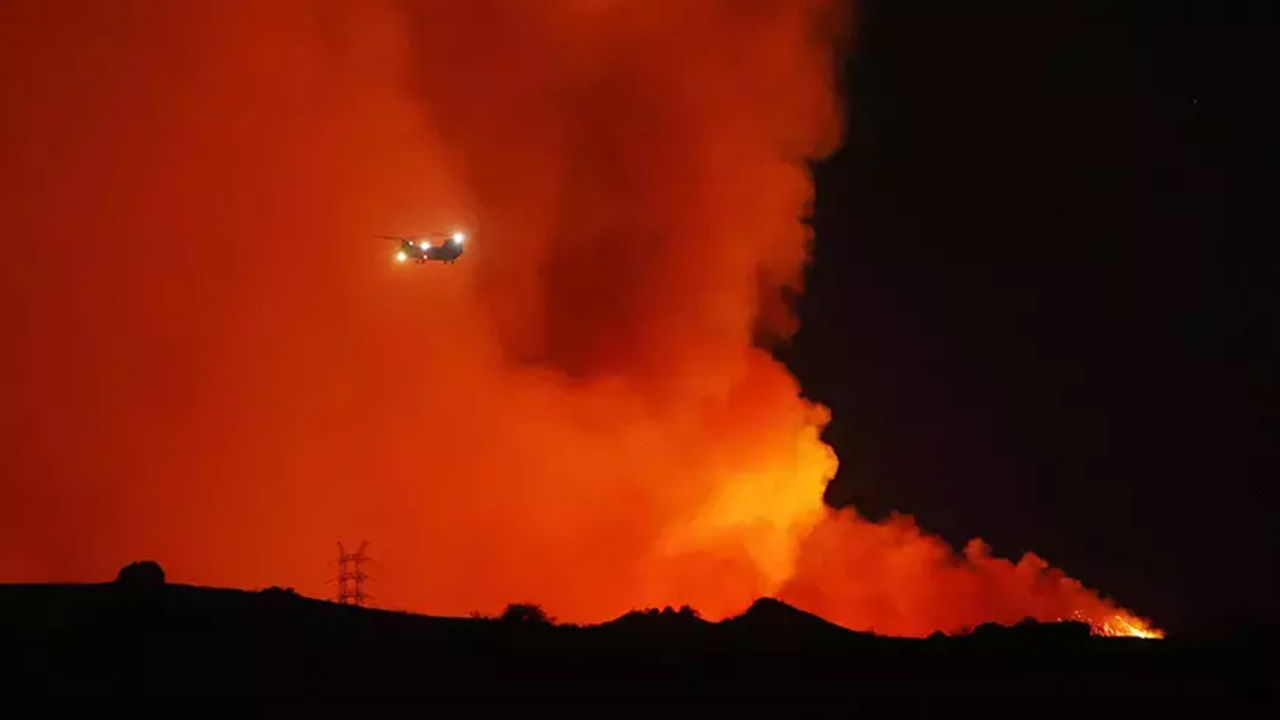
332, 541, 373, 606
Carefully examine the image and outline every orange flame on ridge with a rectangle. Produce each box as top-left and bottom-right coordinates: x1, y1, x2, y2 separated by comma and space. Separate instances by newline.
1082, 611, 1164, 639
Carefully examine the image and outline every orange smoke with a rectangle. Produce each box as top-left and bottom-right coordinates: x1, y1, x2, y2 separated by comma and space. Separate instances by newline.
0, 1, 1158, 637
780, 510, 1162, 637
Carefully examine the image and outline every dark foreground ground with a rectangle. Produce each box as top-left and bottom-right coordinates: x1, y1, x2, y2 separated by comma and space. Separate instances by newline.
1, 579, 1274, 714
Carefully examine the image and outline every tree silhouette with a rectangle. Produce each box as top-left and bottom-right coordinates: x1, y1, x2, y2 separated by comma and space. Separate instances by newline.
500, 603, 555, 625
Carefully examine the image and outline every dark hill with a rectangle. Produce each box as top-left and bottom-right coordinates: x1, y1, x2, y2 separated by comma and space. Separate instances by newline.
718, 597, 876, 650
0, 579, 1274, 709
734, 596, 841, 630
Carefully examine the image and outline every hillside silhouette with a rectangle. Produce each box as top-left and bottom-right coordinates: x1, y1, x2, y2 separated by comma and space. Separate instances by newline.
0, 565, 1274, 709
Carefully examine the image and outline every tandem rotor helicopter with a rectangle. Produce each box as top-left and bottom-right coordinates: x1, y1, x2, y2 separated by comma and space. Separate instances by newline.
380, 230, 466, 264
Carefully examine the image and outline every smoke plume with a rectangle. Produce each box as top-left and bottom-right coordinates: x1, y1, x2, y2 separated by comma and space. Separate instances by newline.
0, 0, 1157, 636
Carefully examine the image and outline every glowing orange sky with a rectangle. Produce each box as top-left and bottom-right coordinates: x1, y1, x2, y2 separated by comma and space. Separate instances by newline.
1, 1, 1157, 637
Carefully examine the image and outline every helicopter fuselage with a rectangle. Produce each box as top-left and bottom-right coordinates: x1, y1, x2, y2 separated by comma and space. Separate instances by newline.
391, 235, 465, 264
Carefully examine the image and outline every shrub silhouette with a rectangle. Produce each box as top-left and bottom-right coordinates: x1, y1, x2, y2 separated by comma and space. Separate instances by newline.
500, 603, 555, 625
261, 586, 300, 601
114, 560, 165, 591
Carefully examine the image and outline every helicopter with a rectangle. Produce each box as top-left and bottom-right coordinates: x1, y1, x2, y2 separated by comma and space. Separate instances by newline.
380, 231, 466, 264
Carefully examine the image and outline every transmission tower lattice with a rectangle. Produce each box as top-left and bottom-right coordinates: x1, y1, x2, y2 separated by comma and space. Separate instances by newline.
332, 541, 373, 606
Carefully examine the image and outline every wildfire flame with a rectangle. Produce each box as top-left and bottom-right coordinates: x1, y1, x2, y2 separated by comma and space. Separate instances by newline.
1076, 611, 1164, 639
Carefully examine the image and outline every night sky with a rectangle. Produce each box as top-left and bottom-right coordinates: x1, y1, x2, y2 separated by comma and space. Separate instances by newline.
792, 0, 1277, 634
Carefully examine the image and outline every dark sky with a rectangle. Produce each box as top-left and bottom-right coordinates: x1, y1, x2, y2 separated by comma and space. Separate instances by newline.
790, 0, 1277, 634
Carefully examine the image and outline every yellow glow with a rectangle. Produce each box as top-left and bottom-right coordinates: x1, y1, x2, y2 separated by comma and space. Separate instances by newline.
663, 416, 837, 592
1070, 609, 1164, 639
